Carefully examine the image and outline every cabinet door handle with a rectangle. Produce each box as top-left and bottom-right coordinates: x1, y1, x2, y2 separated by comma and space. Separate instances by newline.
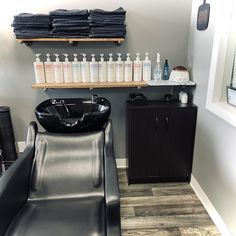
155, 117, 159, 131
165, 116, 169, 130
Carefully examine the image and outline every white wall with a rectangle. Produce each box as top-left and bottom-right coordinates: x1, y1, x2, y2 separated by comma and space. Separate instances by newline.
0, 0, 192, 159
188, 1, 236, 235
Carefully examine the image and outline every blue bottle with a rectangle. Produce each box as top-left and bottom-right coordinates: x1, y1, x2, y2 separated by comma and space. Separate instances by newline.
163, 59, 169, 80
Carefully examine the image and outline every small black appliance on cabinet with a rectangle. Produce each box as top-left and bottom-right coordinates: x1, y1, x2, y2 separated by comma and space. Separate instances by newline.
126, 100, 197, 184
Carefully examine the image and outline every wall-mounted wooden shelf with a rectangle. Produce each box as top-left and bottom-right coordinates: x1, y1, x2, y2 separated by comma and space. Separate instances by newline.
32, 80, 196, 90
17, 38, 125, 46
32, 81, 147, 89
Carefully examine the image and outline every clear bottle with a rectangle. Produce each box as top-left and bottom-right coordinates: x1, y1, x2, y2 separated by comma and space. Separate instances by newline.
143, 52, 151, 81
98, 54, 107, 82
80, 53, 90, 83
72, 54, 81, 83
124, 53, 133, 82
153, 53, 162, 80
44, 54, 55, 83
116, 53, 124, 82
163, 59, 170, 80
53, 54, 63, 83
107, 53, 116, 82
90, 54, 99, 82
133, 53, 142, 81
34, 54, 46, 84
63, 53, 73, 83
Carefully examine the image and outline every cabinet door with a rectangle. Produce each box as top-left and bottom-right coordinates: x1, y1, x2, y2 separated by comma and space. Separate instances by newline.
159, 108, 197, 178
128, 108, 165, 179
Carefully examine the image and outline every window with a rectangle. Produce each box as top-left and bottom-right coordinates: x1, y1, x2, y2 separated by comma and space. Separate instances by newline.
206, 0, 236, 127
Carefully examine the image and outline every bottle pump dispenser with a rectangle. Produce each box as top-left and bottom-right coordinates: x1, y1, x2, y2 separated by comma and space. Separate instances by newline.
63, 53, 72, 83
116, 53, 124, 82
72, 54, 81, 82
107, 53, 115, 82
80, 53, 90, 82
34, 54, 46, 83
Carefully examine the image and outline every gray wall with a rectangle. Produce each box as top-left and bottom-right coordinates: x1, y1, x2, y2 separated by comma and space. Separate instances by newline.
0, 0, 192, 159
188, 0, 236, 235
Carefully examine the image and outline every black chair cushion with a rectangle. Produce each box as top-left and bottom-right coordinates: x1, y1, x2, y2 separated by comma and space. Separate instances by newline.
6, 196, 105, 236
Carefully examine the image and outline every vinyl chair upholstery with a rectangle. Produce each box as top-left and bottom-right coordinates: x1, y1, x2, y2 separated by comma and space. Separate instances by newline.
0, 120, 121, 236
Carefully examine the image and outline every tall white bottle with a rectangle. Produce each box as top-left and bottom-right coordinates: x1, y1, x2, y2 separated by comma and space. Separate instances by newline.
44, 54, 54, 83
143, 52, 151, 81
107, 53, 116, 82
63, 53, 73, 83
80, 53, 90, 83
53, 54, 63, 83
133, 53, 142, 81
34, 54, 46, 83
98, 54, 107, 82
124, 53, 133, 82
116, 53, 124, 82
90, 54, 99, 82
72, 54, 81, 82
153, 53, 162, 80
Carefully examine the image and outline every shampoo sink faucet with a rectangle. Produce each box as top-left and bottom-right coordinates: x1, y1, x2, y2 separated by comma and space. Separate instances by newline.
51, 99, 70, 116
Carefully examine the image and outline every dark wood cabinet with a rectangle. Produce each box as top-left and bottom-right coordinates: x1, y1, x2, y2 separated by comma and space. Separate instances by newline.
126, 101, 197, 184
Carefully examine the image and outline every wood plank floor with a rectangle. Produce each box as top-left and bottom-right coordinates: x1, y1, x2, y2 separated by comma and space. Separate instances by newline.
118, 168, 221, 236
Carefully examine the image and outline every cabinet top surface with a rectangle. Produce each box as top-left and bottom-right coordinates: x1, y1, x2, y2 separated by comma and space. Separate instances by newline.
127, 100, 197, 109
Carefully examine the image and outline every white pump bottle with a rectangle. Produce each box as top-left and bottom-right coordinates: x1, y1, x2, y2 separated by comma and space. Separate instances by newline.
154, 53, 162, 80
72, 54, 81, 82
107, 53, 116, 82
98, 54, 107, 82
34, 54, 45, 84
44, 54, 54, 83
53, 54, 63, 83
143, 52, 151, 81
80, 53, 90, 83
90, 54, 99, 82
116, 53, 124, 82
133, 53, 142, 81
63, 53, 73, 83
124, 53, 133, 82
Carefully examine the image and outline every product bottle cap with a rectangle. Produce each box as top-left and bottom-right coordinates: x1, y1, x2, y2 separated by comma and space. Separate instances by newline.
145, 52, 149, 60
54, 54, 60, 62
156, 53, 160, 62
100, 53, 104, 62
117, 53, 122, 61
91, 54, 96, 62
126, 53, 131, 61
35, 53, 41, 62
46, 53, 51, 62
165, 59, 168, 64
63, 53, 69, 62
73, 54, 78, 62
136, 53, 140, 61
109, 53, 113, 62
80, 53, 87, 62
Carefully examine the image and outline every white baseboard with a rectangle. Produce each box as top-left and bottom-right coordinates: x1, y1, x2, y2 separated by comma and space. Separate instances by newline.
191, 175, 232, 236
116, 158, 127, 168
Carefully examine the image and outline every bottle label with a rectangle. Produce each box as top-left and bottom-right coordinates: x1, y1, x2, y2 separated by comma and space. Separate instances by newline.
35, 64, 43, 70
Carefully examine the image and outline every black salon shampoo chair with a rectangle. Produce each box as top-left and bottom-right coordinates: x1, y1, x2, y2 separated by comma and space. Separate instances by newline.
0, 120, 121, 236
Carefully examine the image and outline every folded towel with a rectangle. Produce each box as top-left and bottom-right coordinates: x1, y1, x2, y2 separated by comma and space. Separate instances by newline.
49, 9, 89, 17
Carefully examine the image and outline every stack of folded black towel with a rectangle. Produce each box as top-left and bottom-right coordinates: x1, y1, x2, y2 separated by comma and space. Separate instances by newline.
49, 9, 90, 38
89, 7, 126, 38
12, 13, 52, 38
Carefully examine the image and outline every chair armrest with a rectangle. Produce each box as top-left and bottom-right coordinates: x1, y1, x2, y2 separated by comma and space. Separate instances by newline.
104, 120, 121, 236
0, 122, 37, 236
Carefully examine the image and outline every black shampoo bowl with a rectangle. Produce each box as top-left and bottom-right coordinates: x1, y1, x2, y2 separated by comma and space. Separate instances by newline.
35, 96, 111, 133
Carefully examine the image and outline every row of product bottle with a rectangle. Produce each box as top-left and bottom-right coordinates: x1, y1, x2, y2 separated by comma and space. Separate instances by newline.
34, 53, 169, 84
